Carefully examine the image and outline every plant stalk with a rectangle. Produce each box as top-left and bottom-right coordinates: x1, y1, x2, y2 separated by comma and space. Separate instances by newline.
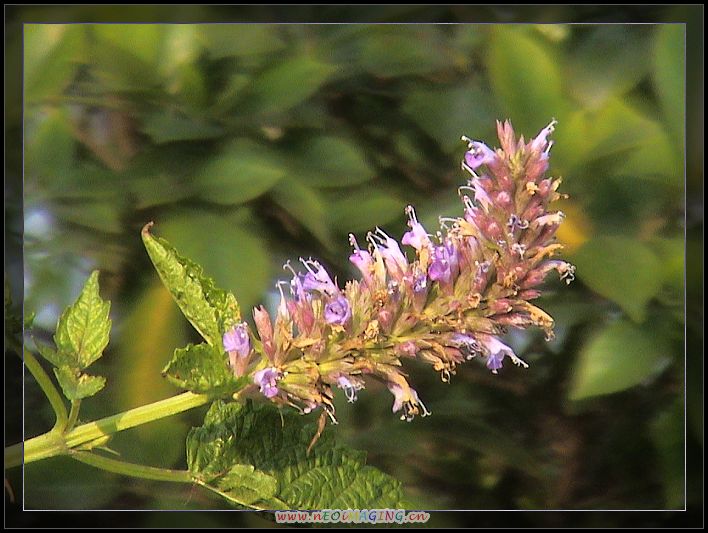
5, 391, 211, 468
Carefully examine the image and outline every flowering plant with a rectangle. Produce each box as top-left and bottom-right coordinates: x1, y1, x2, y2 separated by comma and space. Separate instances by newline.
217, 118, 574, 425
8, 120, 573, 510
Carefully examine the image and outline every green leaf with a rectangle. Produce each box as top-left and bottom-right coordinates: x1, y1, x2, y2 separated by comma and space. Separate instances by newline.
36, 343, 72, 368
289, 136, 375, 189
54, 365, 106, 400
554, 99, 666, 175
53, 200, 124, 235
326, 189, 406, 234
141, 111, 224, 144
649, 237, 684, 291
357, 26, 452, 77
53, 270, 111, 369
649, 400, 684, 509
571, 236, 662, 323
89, 27, 162, 91
163, 343, 248, 394
653, 25, 685, 151
199, 24, 286, 59
214, 464, 279, 507
24, 25, 85, 104
402, 82, 497, 154
487, 27, 567, 136
242, 55, 336, 115
141, 222, 242, 349
196, 139, 286, 205
566, 26, 652, 108
93, 24, 165, 67
569, 320, 671, 401
270, 179, 335, 250
187, 401, 406, 510
156, 209, 271, 320
25, 108, 75, 181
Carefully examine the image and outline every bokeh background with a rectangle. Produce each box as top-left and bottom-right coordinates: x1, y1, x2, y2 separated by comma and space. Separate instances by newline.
6, 9, 702, 528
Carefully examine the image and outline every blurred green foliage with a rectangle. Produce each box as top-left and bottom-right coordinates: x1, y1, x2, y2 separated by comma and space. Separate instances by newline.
20, 20, 691, 519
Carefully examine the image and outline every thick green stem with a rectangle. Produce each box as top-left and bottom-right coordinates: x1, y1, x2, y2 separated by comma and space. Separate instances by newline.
5, 391, 212, 468
70, 451, 193, 483
23, 349, 68, 430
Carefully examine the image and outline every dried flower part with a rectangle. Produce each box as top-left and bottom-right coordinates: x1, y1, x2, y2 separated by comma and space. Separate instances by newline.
235, 120, 573, 423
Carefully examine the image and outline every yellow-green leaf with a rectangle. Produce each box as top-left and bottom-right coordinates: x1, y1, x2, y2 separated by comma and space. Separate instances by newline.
141, 223, 242, 349
54, 366, 106, 400
53, 270, 111, 369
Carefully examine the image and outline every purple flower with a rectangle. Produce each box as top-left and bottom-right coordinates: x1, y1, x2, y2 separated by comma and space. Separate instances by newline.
348, 234, 374, 283
223, 323, 251, 357
428, 243, 457, 286
253, 367, 281, 398
368, 228, 408, 281
401, 206, 431, 251
486, 352, 504, 372
477, 334, 528, 374
300, 258, 337, 296
462, 138, 496, 170
529, 118, 557, 155
324, 294, 352, 326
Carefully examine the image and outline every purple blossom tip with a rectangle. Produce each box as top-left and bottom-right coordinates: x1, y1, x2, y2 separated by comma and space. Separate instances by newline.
463, 140, 496, 170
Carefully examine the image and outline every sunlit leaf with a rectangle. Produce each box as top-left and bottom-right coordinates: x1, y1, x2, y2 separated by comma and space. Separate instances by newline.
142, 222, 243, 349
569, 320, 671, 400
163, 343, 248, 395
53, 270, 111, 370
53, 366, 106, 400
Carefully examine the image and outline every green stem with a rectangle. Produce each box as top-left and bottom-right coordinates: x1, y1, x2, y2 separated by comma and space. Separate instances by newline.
5, 391, 212, 468
65, 400, 81, 432
23, 349, 68, 430
70, 451, 193, 483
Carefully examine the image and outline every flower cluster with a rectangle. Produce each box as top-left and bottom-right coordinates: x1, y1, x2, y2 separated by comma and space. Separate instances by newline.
223, 120, 574, 422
